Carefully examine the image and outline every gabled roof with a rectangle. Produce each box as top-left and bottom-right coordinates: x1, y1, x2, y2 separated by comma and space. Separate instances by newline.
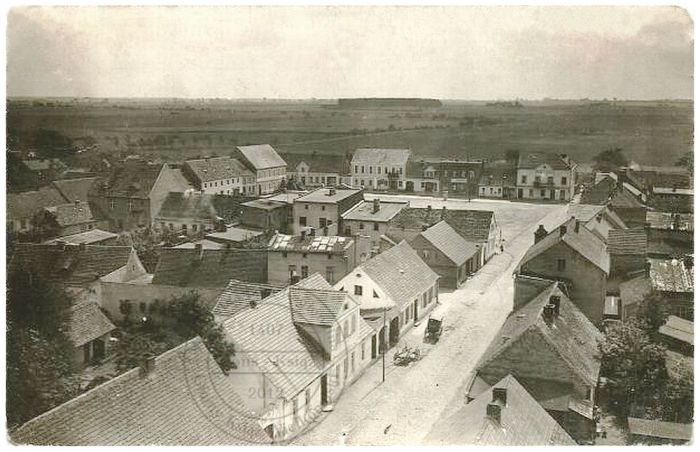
66, 300, 116, 347
44, 229, 119, 245
295, 187, 362, 204
649, 258, 693, 293
284, 152, 350, 174
659, 316, 693, 346
211, 279, 285, 319
646, 211, 693, 231
101, 162, 165, 198
418, 220, 480, 265
389, 207, 496, 243
184, 156, 253, 182
476, 283, 602, 388
352, 148, 411, 166
152, 247, 267, 288
11, 337, 269, 445
7, 186, 68, 220
9, 243, 134, 287
607, 228, 647, 255
517, 152, 572, 170
360, 241, 439, 306
52, 177, 100, 203
45, 201, 94, 226
236, 144, 286, 169
627, 417, 693, 441
267, 233, 351, 254
156, 192, 218, 221
566, 203, 627, 229
478, 163, 517, 186
289, 287, 356, 326
581, 176, 617, 205
519, 217, 609, 274
424, 374, 575, 445
341, 200, 406, 222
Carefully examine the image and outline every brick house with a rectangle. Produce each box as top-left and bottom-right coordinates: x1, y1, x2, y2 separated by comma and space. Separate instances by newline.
408, 220, 481, 289
224, 275, 374, 442
467, 282, 602, 443
515, 217, 610, 325
183, 156, 255, 196
233, 144, 287, 196
333, 241, 440, 349
267, 232, 369, 286
292, 187, 364, 235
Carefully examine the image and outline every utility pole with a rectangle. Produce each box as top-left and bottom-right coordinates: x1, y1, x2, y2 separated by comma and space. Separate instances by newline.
382, 307, 386, 383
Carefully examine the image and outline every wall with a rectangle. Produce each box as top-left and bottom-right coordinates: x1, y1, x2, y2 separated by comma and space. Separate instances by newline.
155, 216, 215, 234
610, 253, 646, 278
268, 248, 354, 286
409, 234, 464, 289
241, 205, 291, 232
92, 195, 151, 231
292, 202, 339, 235
513, 275, 557, 310
149, 164, 189, 224
341, 219, 390, 247
516, 167, 574, 202
520, 241, 606, 324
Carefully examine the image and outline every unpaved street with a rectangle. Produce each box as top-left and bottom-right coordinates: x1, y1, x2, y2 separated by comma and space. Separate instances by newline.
293, 197, 570, 445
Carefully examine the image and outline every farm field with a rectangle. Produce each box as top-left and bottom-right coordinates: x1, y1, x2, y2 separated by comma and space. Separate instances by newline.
7, 98, 693, 166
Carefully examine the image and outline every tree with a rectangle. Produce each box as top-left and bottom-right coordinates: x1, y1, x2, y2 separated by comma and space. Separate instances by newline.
114, 293, 236, 374
593, 147, 630, 172
505, 149, 520, 164
675, 151, 693, 173
634, 292, 669, 336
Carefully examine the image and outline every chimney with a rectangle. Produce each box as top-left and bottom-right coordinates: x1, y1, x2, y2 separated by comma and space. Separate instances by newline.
645, 260, 651, 277
328, 188, 337, 196
542, 304, 556, 324
574, 220, 581, 233
323, 226, 329, 236
549, 295, 561, 315
486, 403, 501, 424
559, 225, 567, 237
596, 213, 603, 223
441, 206, 447, 220
309, 228, 316, 237
301, 230, 307, 240
492, 387, 507, 406
140, 355, 156, 376
74, 199, 81, 206
534, 225, 547, 244
373, 198, 380, 214
194, 243, 203, 259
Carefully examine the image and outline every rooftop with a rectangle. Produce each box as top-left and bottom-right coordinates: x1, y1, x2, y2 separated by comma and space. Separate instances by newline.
267, 233, 351, 254
236, 144, 286, 169
241, 198, 289, 211
424, 374, 575, 445
185, 156, 252, 182
627, 417, 693, 441
211, 279, 285, 320
619, 274, 653, 308
417, 220, 480, 265
172, 239, 224, 250
156, 191, 218, 221
607, 228, 647, 255
652, 187, 693, 196
100, 162, 165, 198
646, 211, 693, 231
52, 177, 100, 203
517, 152, 572, 170
23, 158, 65, 171
649, 258, 693, 293
206, 227, 263, 243
44, 229, 119, 246
66, 300, 116, 347
659, 316, 693, 346
11, 337, 269, 445
352, 148, 411, 166
7, 186, 68, 220
45, 201, 94, 227
389, 207, 496, 243
284, 152, 350, 174
341, 200, 407, 222
566, 203, 626, 228
296, 187, 363, 204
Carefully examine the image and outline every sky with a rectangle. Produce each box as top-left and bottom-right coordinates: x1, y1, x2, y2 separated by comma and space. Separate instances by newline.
6, 5, 694, 100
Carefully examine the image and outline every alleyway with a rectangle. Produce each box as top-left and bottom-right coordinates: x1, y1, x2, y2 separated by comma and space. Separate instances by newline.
293, 198, 571, 445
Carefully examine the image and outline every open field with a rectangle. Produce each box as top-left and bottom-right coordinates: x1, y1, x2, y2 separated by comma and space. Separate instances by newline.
7, 98, 692, 166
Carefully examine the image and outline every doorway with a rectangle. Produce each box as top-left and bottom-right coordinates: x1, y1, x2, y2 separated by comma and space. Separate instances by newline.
413, 300, 418, 322
517, 188, 523, 199
371, 334, 377, 359
389, 317, 400, 346
320, 374, 328, 405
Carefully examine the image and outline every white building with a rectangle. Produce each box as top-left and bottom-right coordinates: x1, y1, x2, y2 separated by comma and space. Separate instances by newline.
350, 148, 411, 191
516, 152, 576, 202
234, 144, 287, 196
183, 156, 255, 195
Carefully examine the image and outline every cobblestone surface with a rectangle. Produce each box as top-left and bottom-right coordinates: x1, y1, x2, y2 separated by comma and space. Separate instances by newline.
292, 197, 570, 445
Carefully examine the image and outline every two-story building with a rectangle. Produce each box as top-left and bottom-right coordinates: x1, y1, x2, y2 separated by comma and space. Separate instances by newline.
267, 232, 369, 286
478, 162, 517, 199
515, 217, 610, 325
33, 200, 100, 238
155, 191, 221, 234
234, 144, 287, 196
516, 152, 576, 202
333, 241, 440, 349
341, 199, 407, 247
292, 187, 364, 235
183, 156, 255, 195
350, 148, 411, 191
285, 153, 350, 188
223, 274, 375, 442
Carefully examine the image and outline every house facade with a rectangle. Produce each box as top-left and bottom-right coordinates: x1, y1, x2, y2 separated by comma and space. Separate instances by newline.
183, 156, 255, 195
33, 200, 100, 238
286, 154, 349, 188
516, 152, 576, 202
154, 191, 220, 234
350, 148, 411, 191
233, 144, 287, 196
292, 187, 364, 235
341, 199, 407, 247
240, 198, 292, 232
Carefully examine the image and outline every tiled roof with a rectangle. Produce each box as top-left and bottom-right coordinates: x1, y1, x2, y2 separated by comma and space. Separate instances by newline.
610, 186, 646, 208
581, 177, 617, 204
52, 177, 100, 203
517, 152, 572, 170
567, 204, 627, 230
11, 337, 269, 445
476, 283, 602, 388
360, 241, 439, 308
519, 217, 609, 274
351, 148, 411, 166
46, 201, 94, 226
156, 192, 218, 221
236, 144, 286, 169
267, 233, 351, 254
173, 239, 224, 250
101, 162, 164, 198
296, 187, 363, 204
659, 316, 693, 345
44, 229, 119, 245
389, 207, 496, 243
627, 417, 693, 441
152, 247, 267, 288
289, 287, 357, 326
646, 211, 693, 231
284, 153, 350, 174
9, 243, 133, 287
424, 374, 575, 445
341, 200, 406, 222
7, 186, 68, 220
66, 300, 116, 347
478, 163, 517, 186
418, 220, 480, 265
240, 198, 288, 211
211, 279, 285, 319
619, 274, 653, 308
607, 228, 647, 255
649, 258, 693, 293
185, 157, 253, 183
206, 227, 263, 243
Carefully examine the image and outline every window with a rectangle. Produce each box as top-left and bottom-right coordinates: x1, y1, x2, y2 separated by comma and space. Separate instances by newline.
359, 223, 364, 230
361, 166, 365, 174
521, 175, 527, 184
557, 259, 566, 271
547, 176, 554, 185
109, 199, 115, 210
299, 216, 307, 226
128, 200, 134, 211
343, 356, 348, 380
373, 223, 379, 231
301, 265, 309, 278
369, 166, 373, 174
528, 189, 533, 197
326, 266, 335, 282
319, 218, 327, 228
282, 252, 287, 258
321, 205, 326, 211
535, 175, 541, 183
304, 204, 309, 210
305, 388, 311, 407
354, 285, 363, 296
302, 253, 308, 258
540, 189, 546, 197
423, 250, 429, 259
192, 224, 198, 232
182, 224, 187, 230
354, 165, 358, 173
292, 398, 299, 419
561, 176, 568, 185
585, 387, 593, 400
